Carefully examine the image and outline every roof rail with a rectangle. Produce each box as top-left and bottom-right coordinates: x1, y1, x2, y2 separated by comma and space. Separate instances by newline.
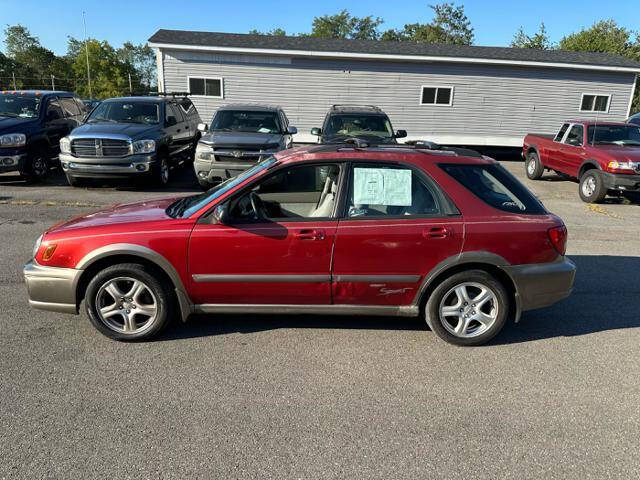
307, 139, 484, 158
330, 104, 382, 111
148, 91, 191, 97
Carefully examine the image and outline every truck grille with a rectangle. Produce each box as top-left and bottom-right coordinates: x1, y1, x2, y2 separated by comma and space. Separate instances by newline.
215, 154, 261, 163
71, 139, 131, 158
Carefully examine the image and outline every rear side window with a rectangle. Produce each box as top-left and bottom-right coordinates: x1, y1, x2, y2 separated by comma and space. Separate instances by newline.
440, 163, 547, 214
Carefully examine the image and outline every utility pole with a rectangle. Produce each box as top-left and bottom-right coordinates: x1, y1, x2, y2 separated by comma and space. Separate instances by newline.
128, 72, 132, 94
51, 75, 55, 91
12, 72, 17, 90
83, 11, 92, 98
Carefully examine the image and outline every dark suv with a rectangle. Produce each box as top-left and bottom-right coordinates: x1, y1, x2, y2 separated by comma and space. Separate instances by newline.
194, 104, 297, 188
311, 105, 406, 144
59, 94, 202, 187
0, 90, 86, 181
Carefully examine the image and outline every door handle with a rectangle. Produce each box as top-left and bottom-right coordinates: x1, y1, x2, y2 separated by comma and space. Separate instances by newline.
423, 226, 449, 239
295, 229, 325, 240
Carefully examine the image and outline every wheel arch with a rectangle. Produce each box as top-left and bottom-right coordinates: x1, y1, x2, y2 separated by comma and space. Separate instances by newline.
578, 160, 601, 178
75, 244, 192, 321
413, 252, 521, 323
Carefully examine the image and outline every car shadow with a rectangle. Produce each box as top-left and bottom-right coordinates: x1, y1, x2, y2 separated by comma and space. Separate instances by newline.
158, 255, 640, 345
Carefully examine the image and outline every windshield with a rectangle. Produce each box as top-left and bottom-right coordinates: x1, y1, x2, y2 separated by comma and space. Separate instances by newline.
166, 157, 278, 218
0, 94, 41, 118
587, 125, 640, 146
210, 111, 282, 134
324, 114, 394, 141
87, 101, 159, 125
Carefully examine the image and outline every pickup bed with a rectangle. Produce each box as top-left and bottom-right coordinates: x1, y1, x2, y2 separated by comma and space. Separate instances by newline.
523, 121, 640, 203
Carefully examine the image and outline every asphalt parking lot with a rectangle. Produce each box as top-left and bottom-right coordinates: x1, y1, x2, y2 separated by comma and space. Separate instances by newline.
1, 159, 639, 479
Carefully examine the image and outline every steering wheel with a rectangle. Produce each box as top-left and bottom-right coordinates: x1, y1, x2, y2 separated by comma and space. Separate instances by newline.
249, 192, 267, 220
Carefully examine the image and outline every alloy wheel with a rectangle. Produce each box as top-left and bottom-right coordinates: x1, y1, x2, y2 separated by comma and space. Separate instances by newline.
160, 159, 169, 184
527, 158, 536, 175
582, 176, 596, 197
438, 282, 499, 338
95, 277, 158, 334
32, 155, 48, 178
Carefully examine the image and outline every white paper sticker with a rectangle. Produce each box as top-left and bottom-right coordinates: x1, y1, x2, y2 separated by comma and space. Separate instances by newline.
353, 168, 412, 206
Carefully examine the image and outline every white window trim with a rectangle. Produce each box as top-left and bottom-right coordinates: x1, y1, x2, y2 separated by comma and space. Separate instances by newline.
187, 76, 224, 99
579, 93, 611, 113
419, 85, 454, 106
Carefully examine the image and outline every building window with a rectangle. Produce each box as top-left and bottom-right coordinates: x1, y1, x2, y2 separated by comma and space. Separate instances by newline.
420, 86, 453, 106
188, 77, 223, 98
580, 93, 610, 113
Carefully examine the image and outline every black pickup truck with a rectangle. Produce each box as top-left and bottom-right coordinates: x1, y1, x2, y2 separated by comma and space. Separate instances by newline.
59, 95, 202, 186
0, 90, 86, 181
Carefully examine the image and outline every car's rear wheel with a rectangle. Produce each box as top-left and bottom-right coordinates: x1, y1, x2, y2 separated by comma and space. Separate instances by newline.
579, 170, 607, 203
525, 151, 544, 180
425, 270, 509, 346
85, 263, 173, 341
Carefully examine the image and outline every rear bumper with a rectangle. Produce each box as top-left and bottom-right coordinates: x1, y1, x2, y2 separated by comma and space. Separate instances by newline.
60, 153, 156, 178
600, 172, 640, 192
23, 260, 81, 314
504, 257, 576, 312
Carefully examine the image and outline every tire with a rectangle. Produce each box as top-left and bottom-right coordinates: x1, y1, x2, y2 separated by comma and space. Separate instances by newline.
579, 170, 607, 203
197, 178, 211, 190
525, 151, 544, 180
20, 148, 49, 182
153, 155, 170, 187
65, 174, 86, 187
425, 270, 509, 346
85, 263, 174, 341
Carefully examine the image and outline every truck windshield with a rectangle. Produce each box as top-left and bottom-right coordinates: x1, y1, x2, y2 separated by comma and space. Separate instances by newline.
0, 94, 40, 118
587, 125, 640, 146
210, 111, 282, 134
166, 156, 278, 218
324, 114, 394, 141
87, 101, 160, 125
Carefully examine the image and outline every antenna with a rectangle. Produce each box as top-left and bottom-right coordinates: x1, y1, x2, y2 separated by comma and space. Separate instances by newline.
592, 111, 598, 147
83, 11, 92, 98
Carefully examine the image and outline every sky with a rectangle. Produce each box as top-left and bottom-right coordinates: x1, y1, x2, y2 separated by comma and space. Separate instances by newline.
1, 0, 638, 55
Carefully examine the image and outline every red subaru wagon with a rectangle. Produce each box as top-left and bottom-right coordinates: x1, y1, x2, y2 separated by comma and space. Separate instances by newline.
24, 144, 575, 346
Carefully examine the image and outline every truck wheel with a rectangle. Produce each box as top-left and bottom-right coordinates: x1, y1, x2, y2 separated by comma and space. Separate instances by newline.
21, 148, 49, 182
153, 155, 170, 187
579, 170, 607, 203
425, 270, 509, 346
85, 263, 174, 341
525, 151, 544, 180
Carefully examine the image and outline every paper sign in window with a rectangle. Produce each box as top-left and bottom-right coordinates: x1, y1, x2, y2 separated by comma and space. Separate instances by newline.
353, 168, 412, 206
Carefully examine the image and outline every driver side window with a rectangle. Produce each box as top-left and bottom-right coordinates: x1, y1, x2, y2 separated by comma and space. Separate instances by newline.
45, 99, 64, 122
229, 163, 341, 222
565, 125, 584, 146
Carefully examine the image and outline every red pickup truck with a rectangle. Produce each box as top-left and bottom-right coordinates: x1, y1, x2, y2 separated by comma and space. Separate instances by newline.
523, 121, 640, 203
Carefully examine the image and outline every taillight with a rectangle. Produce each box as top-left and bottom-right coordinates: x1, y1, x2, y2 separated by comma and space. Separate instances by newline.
547, 225, 567, 256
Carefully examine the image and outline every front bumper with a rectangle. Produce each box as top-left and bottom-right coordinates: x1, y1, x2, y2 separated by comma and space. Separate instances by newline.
600, 172, 640, 192
194, 158, 257, 183
60, 153, 156, 178
0, 149, 27, 174
504, 256, 576, 313
23, 260, 81, 314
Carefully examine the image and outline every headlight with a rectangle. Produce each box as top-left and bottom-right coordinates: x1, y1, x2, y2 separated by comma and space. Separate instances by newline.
608, 161, 639, 173
0, 133, 26, 147
132, 139, 155, 154
33, 234, 43, 258
60, 137, 71, 154
196, 143, 213, 161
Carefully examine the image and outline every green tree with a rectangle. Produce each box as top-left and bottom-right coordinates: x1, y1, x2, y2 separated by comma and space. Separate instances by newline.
67, 37, 129, 98
309, 10, 383, 40
249, 28, 287, 36
511, 23, 552, 49
559, 20, 640, 111
117, 42, 157, 92
381, 3, 474, 45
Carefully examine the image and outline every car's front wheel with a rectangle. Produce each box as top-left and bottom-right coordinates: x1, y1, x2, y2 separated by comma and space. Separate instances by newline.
85, 263, 173, 341
425, 270, 509, 346
579, 170, 607, 203
152, 155, 170, 187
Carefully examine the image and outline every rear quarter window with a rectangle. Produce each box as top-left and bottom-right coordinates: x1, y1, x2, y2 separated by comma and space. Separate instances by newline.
440, 163, 547, 214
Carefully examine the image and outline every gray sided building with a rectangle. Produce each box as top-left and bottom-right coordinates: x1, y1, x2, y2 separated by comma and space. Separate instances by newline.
149, 30, 640, 146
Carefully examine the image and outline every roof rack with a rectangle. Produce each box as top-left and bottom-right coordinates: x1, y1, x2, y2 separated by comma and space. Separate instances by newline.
148, 91, 191, 97
330, 104, 382, 112
308, 139, 484, 158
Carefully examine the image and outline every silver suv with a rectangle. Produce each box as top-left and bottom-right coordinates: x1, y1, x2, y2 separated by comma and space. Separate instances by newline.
194, 104, 297, 188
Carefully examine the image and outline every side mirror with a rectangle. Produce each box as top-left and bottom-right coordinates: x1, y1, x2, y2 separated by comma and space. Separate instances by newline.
198, 123, 209, 132
395, 129, 407, 139
567, 138, 581, 146
287, 126, 298, 135
212, 204, 229, 224
46, 110, 62, 122
311, 127, 322, 136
